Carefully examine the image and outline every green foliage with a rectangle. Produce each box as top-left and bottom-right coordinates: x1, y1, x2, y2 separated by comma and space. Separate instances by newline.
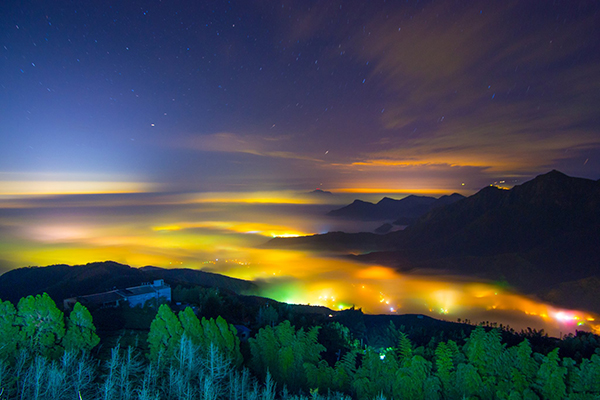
249, 320, 325, 391
455, 362, 484, 399
176, 307, 243, 367
463, 326, 506, 398
63, 302, 100, 354
6, 292, 600, 400
202, 315, 243, 367
15, 293, 65, 360
257, 304, 279, 327
318, 321, 357, 365
148, 304, 183, 362
178, 306, 203, 345
352, 347, 398, 400
434, 341, 454, 392
173, 286, 227, 319
496, 339, 539, 397
197, 287, 224, 319
573, 353, 600, 394
536, 348, 567, 400
397, 331, 413, 364
393, 355, 435, 400
464, 326, 504, 377
0, 300, 22, 361
305, 359, 336, 392
332, 350, 358, 392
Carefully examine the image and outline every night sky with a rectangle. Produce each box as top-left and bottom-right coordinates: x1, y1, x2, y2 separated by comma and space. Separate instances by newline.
2, 0, 600, 194
2, 1, 600, 334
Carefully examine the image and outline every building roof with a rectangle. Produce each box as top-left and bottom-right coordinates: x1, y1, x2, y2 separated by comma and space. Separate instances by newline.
124, 286, 158, 296
124, 280, 169, 296
66, 280, 171, 308
79, 290, 126, 305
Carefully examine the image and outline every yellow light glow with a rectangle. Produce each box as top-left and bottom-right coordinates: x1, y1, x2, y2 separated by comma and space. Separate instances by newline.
152, 221, 309, 238
355, 266, 398, 280
2, 190, 599, 338
0, 180, 155, 195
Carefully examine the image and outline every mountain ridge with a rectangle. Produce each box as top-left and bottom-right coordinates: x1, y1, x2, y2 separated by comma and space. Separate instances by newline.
326, 193, 465, 222
268, 170, 600, 313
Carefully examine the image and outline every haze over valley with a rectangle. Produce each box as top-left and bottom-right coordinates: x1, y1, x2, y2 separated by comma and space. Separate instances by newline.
2, 171, 599, 337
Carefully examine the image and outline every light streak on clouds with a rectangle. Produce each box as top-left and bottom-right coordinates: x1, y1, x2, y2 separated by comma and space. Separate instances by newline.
0, 180, 154, 196
0, 172, 156, 196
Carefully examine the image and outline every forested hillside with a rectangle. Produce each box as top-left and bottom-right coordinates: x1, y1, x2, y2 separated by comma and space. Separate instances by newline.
1, 292, 600, 399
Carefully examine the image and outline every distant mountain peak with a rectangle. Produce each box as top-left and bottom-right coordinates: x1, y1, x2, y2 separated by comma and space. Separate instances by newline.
510, 169, 599, 207
545, 169, 566, 176
525, 169, 570, 184
327, 193, 464, 222
377, 197, 398, 204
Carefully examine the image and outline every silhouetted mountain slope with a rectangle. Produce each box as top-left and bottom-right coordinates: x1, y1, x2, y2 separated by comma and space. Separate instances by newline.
403, 170, 600, 255
327, 193, 465, 221
266, 231, 388, 252
139, 266, 254, 293
374, 223, 394, 234
268, 170, 600, 313
0, 261, 256, 305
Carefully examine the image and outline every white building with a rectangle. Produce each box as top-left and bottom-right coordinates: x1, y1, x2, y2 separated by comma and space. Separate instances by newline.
64, 279, 171, 310
122, 280, 171, 307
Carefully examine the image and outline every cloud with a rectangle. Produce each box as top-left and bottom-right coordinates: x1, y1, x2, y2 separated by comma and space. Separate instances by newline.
266, 1, 600, 179
0, 172, 157, 195
349, 1, 600, 174
178, 132, 324, 162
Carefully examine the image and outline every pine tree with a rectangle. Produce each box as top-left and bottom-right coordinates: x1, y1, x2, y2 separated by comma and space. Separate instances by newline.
536, 348, 566, 400
352, 347, 398, 400
177, 308, 242, 368
63, 302, 100, 354
434, 342, 454, 392
397, 331, 413, 365
393, 355, 432, 400
573, 353, 600, 394
305, 359, 336, 392
0, 299, 23, 361
178, 307, 204, 346
333, 350, 358, 392
249, 320, 325, 392
148, 304, 183, 362
463, 326, 504, 398
201, 315, 242, 367
455, 363, 483, 399
15, 293, 65, 359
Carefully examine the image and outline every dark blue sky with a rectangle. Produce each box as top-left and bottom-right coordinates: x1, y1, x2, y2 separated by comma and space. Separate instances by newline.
2, 0, 599, 194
